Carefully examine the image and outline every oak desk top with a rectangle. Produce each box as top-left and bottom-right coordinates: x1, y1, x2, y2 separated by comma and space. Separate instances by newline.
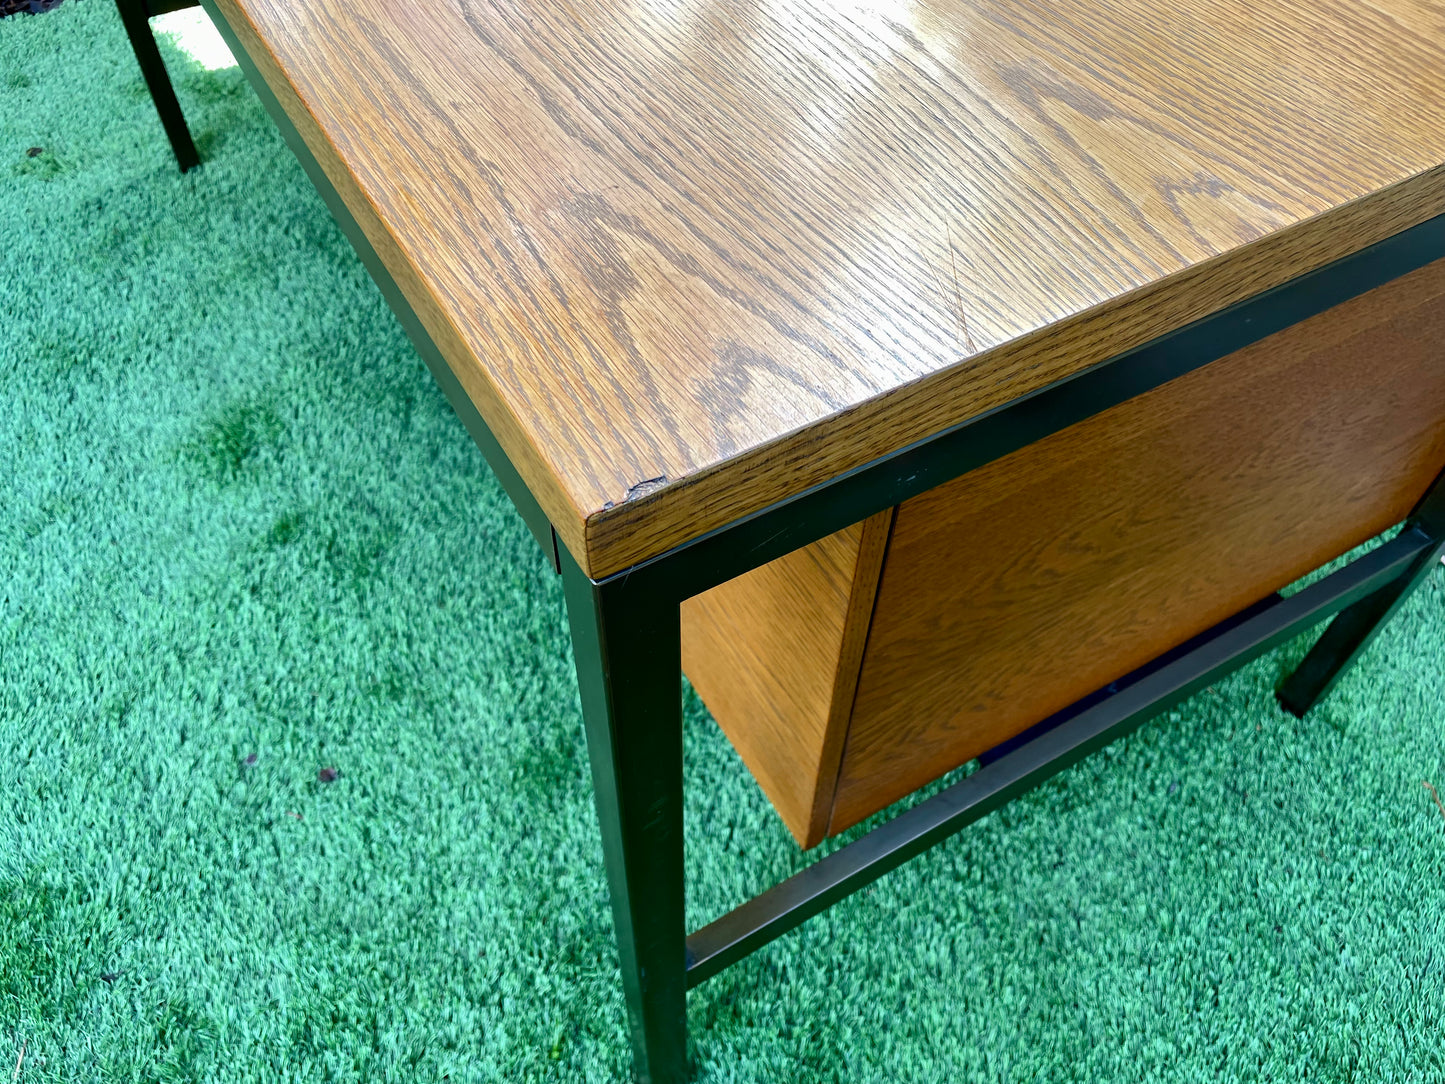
212, 0, 1445, 578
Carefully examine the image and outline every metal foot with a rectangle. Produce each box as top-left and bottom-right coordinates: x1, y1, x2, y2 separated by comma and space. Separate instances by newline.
1278, 469, 1445, 718
1276, 539, 1443, 717
115, 0, 200, 172
562, 549, 689, 1084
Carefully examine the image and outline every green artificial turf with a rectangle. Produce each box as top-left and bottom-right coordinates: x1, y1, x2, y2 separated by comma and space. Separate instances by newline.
3, 3, 1445, 1080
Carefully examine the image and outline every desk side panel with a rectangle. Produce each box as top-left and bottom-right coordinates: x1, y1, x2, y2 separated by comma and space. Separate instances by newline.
682, 511, 891, 846
830, 257, 1445, 835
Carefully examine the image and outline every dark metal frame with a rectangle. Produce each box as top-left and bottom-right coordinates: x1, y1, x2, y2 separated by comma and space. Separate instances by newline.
116, 0, 201, 172
558, 459, 1445, 1084
193, 7, 1445, 1077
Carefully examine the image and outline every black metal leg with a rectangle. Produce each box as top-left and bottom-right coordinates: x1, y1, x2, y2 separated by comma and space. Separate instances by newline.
1278, 472, 1445, 718
1276, 540, 1444, 717
115, 0, 201, 173
561, 549, 689, 1084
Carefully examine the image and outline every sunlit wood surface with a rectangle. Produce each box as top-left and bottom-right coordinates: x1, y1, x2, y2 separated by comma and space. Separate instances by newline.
211, 0, 1445, 576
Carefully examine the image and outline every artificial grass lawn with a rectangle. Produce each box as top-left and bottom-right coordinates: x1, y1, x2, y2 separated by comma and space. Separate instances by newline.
3, 2, 1445, 1079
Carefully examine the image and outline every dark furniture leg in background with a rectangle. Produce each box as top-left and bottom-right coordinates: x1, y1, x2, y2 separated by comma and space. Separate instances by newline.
114, 0, 200, 172
1278, 469, 1445, 718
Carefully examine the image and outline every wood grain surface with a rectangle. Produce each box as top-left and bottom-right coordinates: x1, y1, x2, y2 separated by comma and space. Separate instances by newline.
681, 510, 892, 846
211, 0, 1445, 576
828, 257, 1445, 835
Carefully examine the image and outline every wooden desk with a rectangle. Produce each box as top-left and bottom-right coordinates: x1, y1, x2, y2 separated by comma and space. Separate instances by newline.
193, 0, 1445, 1078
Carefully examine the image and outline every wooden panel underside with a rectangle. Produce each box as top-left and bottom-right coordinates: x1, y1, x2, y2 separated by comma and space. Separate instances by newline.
830, 257, 1445, 836
682, 511, 892, 847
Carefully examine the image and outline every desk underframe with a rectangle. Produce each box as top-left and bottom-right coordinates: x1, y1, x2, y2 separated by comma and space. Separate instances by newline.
200, 8, 1445, 1078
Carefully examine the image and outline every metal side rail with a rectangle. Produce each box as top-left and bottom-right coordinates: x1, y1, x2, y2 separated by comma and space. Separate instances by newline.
685, 524, 1443, 987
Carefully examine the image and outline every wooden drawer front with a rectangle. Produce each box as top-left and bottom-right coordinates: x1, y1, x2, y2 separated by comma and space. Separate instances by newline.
829, 257, 1445, 835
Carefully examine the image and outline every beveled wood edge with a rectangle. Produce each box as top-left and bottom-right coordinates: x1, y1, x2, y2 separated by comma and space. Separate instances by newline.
800, 507, 895, 849
204, 0, 593, 566
584, 167, 1445, 578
